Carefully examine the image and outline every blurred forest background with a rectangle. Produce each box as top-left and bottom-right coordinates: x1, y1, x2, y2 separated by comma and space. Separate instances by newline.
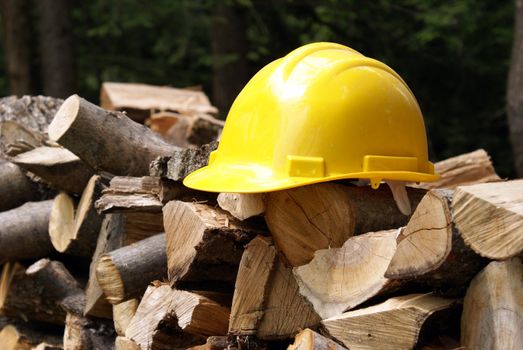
0, 0, 521, 177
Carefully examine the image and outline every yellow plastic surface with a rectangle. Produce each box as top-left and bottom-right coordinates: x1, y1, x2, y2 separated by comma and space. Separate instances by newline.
184, 42, 438, 193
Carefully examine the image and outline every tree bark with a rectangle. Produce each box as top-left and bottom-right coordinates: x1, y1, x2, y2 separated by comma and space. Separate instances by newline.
507, 0, 523, 176
0, 161, 40, 211
36, 0, 74, 98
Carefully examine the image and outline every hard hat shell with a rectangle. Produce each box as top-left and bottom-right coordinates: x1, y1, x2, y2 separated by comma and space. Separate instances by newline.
184, 42, 438, 193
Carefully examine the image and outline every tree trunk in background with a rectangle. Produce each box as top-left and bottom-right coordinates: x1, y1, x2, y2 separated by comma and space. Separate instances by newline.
507, 0, 523, 176
36, 0, 74, 98
210, 3, 248, 115
0, 0, 33, 96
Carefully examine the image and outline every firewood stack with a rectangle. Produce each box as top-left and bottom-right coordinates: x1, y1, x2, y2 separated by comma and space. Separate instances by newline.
0, 89, 522, 350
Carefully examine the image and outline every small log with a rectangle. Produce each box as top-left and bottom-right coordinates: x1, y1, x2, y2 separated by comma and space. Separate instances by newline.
0, 259, 83, 324
49, 175, 104, 256
63, 313, 116, 350
453, 180, 523, 259
293, 230, 400, 319
217, 193, 265, 220
265, 183, 425, 267
113, 299, 139, 336
288, 328, 347, 350
229, 236, 320, 339
0, 161, 39, 211
0, 200, 54, 264
11, 146, 94, 194
115, 336, 140, 350
163, 201, 261, 287
321, 293, 457, 350
96, 233, 167, 304
126, 285, 229, 349
416, 149, 501, 189
84, 212, 164, 318
49, 94, 178, 176
385, 189, 487, 290
461, 257, 523, 350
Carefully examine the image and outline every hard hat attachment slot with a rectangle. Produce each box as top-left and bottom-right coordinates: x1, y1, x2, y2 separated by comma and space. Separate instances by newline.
286, 155, 325, 178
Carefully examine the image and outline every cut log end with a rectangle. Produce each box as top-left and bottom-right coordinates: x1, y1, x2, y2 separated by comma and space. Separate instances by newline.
48, 94, 80, 141
96, 255, 125, 304
49, 192, 75, 252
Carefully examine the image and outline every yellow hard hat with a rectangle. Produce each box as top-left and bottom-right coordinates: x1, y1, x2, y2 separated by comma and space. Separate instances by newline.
184, 42, 438, 193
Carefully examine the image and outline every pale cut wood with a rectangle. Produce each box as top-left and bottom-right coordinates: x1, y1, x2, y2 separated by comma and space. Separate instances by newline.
163, 201, 261, 286
115, 336, 140, 350
49, 175, 104, 256
63, 313, 115, 350
265, 183, 425, 266
229, 236, 320, 339
461, 257, 523, 350
84, 212, 163, 318
386, 190, 486, 288
453, 180, 523, 259
417, 149, 501, 189
0, 320, 63, 350
0, 200, 54, 264
113, 299, 139, 336
322, 293, 457, 350
33, 343, 64, 350
96, 233, 166, 304
294, 230, 400, 319
217, 193, 265, 220
288, 328, 347, 350
11, 146, 94, 194
49, 94, 179, 176
0, 161, 39, 211
0, 120, 45, 156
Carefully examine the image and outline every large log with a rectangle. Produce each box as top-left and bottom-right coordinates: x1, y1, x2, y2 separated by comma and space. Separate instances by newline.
453, 180, 523, 259
48, 95, 178, 176
0, 200, 54, 264
321, 293, 457, 350
96, 233, 167, 304
461, 257, 523, 350
229, 236, 320, 339
163, 201, 261, 288
0, 161, 39, 211
49, 175, 104, 256
11, 146, 94, 194
265, 183, 425, 267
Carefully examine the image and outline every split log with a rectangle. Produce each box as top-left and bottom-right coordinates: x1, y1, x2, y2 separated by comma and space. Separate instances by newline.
48, 94, 178, 176
453, 180, 523, 259
0, 259, 83, 324
321, 293, 457, 350
0, 161, 39, 211
115, 337, 140, 350
265, 183, 425, 266
63, 313, 116, 350
229, 236, 320, 339
385, 189, 487, 290
125, 285, 230, 349
49, 175, 104, 256
11, 146, 94, 194
113, 299, 139, 336
96, 233, 167, 304
217, 193, 265, 220
288, 329, 347, 350
96, 176, 163, 213
461, 257, 523, 350
0, 120, 46, 156
163, 201, 261, 287
0, 318, 62, 350
0, 200, 54, 263
416, 149, 501, 189
293, 230, 400, 319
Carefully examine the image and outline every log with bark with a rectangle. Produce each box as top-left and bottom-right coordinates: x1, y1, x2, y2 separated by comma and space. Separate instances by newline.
229, 236, 320, 340
453, 180, 523, 259
321, 293, 457, 350
217, 193, 265, 221
0, 161, 39, 211
264, 182, 425, 267
96, 233, 167, 304
11, 146, 94, 194
0, 200, 54, 263
288, 328, 347, 350
163, 201, 262, 288
48, 95, 179, 176
461, 257, 523, 350
49, 175, 104, 256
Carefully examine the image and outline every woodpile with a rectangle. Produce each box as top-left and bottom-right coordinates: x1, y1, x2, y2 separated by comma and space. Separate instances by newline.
0, 91, 521, 350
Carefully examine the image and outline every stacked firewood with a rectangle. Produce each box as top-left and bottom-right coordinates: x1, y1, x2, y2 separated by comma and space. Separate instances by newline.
0, 90, 521, 350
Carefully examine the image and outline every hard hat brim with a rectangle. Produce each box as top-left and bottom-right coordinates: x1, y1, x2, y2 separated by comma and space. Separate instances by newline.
183, 163, 439, 194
